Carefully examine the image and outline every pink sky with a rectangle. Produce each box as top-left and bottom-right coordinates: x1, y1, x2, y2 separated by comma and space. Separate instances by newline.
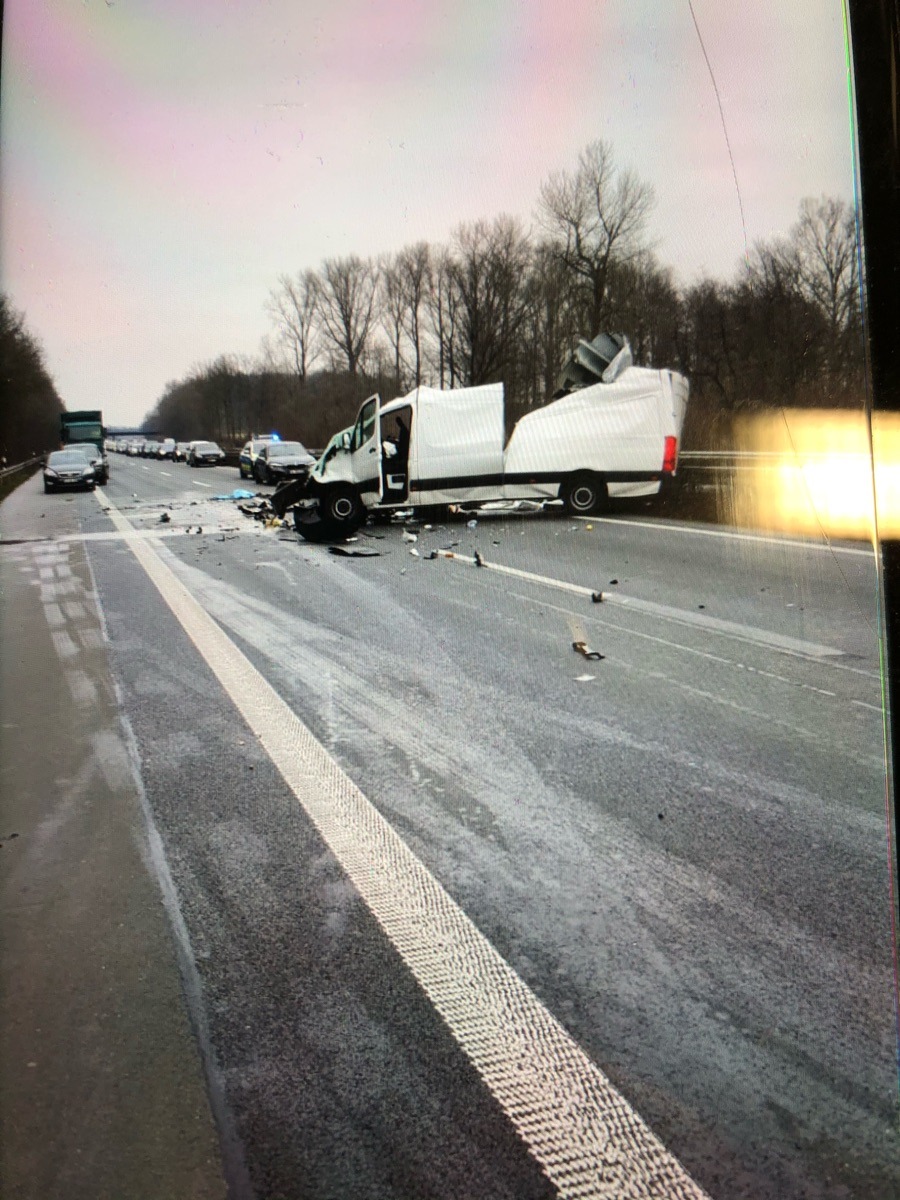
1, 0, 855, 424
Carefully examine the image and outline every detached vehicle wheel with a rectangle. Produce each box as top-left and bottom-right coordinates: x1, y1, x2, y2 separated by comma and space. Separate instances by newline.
561, 473, 607, 516
294, 484, 365, 542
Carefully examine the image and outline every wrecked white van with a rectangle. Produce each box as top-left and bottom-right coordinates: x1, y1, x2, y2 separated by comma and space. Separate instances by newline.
275, 336, 688, 541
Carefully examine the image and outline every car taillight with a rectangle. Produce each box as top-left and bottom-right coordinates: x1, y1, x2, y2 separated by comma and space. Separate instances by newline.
662, 435, 678, 474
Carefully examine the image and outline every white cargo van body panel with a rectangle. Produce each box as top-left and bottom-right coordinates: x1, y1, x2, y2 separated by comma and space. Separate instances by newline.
504, 366, 687, 498
383, 384, 506, 504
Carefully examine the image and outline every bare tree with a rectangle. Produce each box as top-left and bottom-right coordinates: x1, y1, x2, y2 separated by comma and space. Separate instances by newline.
790, 197, 859, 338
449, 215, 533, 387
397, 242, 431, 387
379, 254, 408, 391
317, 255, 379, 376
537, 140, 655, 333
426, 246, 461, 388
266, 270, 321, 381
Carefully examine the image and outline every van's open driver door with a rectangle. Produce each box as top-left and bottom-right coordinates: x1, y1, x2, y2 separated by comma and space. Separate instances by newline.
349, 394, 383, 501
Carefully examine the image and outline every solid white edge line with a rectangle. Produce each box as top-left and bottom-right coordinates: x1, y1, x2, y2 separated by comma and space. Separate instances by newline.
583, 516, 873, 558
92, 487, 711, 1200
436, 551, 843, 660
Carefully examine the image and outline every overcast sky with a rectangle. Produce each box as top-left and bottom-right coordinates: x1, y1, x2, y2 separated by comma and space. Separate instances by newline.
2, 1, 855, 427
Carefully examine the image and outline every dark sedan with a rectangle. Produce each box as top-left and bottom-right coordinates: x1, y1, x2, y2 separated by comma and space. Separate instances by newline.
188, 441, 226, 467
43, 450, 97, 493
253, 440, 315, 484
64, 442, 109, 484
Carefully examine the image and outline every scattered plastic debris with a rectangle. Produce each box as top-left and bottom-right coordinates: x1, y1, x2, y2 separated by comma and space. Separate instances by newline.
409, 547, 420, 557
585, 524, 594, 531
158, 512, 171, 524
474, 550, 485, 567
328, 546, 381, 558
609, 578, 619, 585
425, 550, 439, 560
591, 592, 604, 603
402, 530, 418, 543
212, 489, 257, 500
467, 519, 478, 529
572, 641, 604, 661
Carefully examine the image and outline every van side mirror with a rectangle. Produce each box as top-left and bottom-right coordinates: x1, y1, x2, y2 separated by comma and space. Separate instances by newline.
341, 431, 351, 450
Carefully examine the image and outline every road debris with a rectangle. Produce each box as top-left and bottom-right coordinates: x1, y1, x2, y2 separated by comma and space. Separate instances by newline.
212, 488, 257, 500
328, 546, 381, 558
401, 530, 418, 543
474, 550, 485, 567
409, 547, 420, 557
609, 578, 619, 585
467, 519, 478, 529
572, 641, 604, 661
591, 592, 604, 603
158, 512, 171, 524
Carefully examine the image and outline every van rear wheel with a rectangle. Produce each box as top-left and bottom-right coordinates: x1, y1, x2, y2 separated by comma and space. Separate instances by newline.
561, 474, 607, 516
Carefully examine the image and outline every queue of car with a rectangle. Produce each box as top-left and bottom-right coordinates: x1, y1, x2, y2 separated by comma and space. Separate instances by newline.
44, 432, 317, 497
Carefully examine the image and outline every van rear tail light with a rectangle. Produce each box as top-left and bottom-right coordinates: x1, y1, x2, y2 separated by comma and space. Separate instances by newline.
662, 436, 678, 474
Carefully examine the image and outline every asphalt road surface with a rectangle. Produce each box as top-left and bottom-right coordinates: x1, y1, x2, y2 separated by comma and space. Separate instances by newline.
2, 453, 897, 1200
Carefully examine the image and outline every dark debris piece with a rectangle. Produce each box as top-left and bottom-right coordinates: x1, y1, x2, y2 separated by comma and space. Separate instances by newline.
572, 641, 604, 661
158, 512, 171, 523
609, 578, 619, 586
474, 550, 485, 567
328, 546, 381, 558
591, 592, 604, 603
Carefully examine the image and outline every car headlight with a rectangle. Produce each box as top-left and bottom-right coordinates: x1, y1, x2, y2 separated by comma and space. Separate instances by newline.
45, 468, 58, 478
81, 467, 94, 476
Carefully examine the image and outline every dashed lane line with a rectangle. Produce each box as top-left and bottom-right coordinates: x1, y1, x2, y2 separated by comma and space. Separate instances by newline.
435, 550, 844, 661
93, 485, 711, 1200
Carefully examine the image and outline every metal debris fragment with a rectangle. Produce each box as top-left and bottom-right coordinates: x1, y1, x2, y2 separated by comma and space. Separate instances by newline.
572, 641, 604, 661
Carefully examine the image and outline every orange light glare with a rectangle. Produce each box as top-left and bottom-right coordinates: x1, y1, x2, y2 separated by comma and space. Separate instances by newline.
732, 409, 900, 542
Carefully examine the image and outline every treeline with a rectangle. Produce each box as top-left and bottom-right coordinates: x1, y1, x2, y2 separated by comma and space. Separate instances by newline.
143, 141, 864, 449
0, 295, 65, 465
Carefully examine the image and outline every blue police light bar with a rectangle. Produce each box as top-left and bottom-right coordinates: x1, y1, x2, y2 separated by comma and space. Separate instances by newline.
270, 432, 281, 441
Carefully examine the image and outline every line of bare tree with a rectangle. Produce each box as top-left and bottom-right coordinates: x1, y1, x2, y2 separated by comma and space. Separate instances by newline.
0, 295, 65, 465
143, 141, 863, 449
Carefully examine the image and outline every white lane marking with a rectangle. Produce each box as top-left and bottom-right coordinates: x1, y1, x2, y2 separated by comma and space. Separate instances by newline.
584, 516, 874, 558
141, 465, 149, 471
160, 471, 172, 477
437, 551, 843, 660
50, 629, 79, 659
78, 627, 105, 651
94, 485, 711, 1200
852, 699, 884, 712
42, 603, 65, 628
65, 668, 98, 705
193, 481, 213, 488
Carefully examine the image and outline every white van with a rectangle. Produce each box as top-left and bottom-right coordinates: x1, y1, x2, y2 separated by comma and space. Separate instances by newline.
278, 341, 688, 541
